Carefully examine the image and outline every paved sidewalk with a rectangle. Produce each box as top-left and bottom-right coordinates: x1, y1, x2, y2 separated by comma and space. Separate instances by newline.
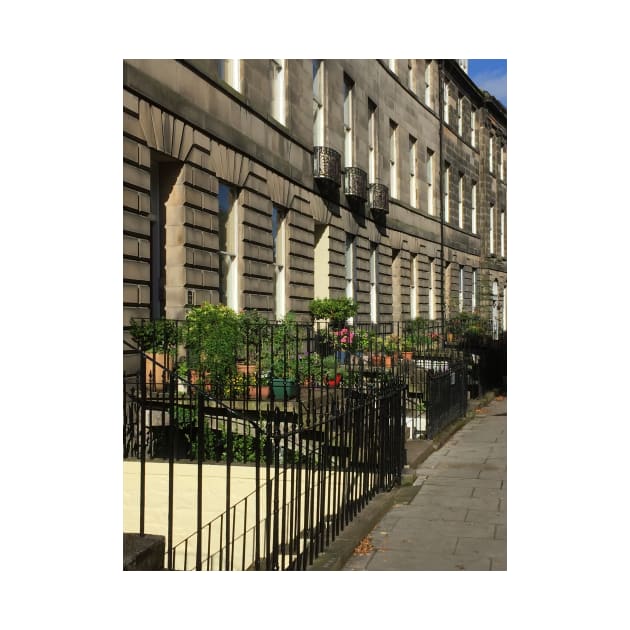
343, 397, 507, 571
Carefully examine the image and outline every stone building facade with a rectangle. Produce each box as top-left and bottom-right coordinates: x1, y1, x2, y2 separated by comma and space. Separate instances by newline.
123, 59, 507, 369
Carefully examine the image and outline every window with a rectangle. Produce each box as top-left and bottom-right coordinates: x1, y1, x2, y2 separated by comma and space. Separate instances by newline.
500, 145, 505, 181
313, 223, 329, 299
368, 99, 378, 183
429, 258, 435, 320
426, 148, 434, 215
424, 61, 432, 107
345, 234, 356, 307
312, 60, 324, 146
389, 120, 398, 198
343, 74, 354, 168
489, 135, 494, 173
492, 280, 499, 339
272, 206, 287, 320
218, 183, 239, 311
150, 157, 181, 319
500, 210, 505, 257
408, 60, 416, 93
471, 182, 477, 234
489, 205, 495, 255
457, 94, 463, 135
458, 266, 464, 312
370, 243, 378, 323
443, 81, 449, 124
271, 59, 286, 125
444, 262, 451, 319
409, 135, 418, 208
443, 162, 450, 222
472, 269, 477, 311
388, 59, 397, 74
458, 173, 464, 229
471, 108, 477, 147
410, 253, 418, 319
218, 59, 240, 91
391, 248, 401, 320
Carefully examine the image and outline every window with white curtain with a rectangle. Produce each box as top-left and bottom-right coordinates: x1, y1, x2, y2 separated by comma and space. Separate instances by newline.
444, 162, 450, 222
312, 60, 324, 146
368, 99, 378, 183
272, 206, 287, 320
410, 253, 418, 319
218, 59, 241, 91
471, 182, 477, 233
370, 243, 378, 323
443, 81, 449, 124
343, 74, 354, 167
271, 59, 286, 125
429, 258, 435, 320
218, 182, 239, 311
427, 148, 434, 215
409, 135, 418, 208
389, 120, 398, 198
458, 173, 464, 228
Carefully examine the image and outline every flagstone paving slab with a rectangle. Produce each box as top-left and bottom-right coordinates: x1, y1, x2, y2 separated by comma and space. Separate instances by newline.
342, 397, 507, 571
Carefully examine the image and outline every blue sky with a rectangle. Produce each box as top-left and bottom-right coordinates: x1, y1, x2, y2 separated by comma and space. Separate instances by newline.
468, 60, 507, 108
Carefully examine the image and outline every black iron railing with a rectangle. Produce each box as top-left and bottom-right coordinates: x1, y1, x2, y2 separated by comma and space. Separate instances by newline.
123, 316, 505, 569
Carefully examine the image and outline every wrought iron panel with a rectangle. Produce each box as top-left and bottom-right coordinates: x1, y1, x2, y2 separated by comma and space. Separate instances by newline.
368, 182, 389, 214
313, 146, 341, 187
343, 166, 368, 201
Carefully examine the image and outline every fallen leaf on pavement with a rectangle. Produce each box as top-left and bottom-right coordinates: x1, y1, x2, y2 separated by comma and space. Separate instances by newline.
353, 536, 374, 556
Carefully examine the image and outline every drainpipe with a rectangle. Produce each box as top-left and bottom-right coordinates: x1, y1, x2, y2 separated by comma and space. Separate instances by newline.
438, 60, 446, 336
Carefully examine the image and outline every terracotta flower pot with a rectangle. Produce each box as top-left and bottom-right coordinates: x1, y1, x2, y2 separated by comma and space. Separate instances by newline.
189, 369, 212, 392
237, 363, 257, 376
326, 373, 342, 387
145, 352, 172, 392
248, 384, 270, 400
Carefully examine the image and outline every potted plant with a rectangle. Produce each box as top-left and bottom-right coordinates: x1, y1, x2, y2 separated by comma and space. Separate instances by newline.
298, 351, 322, 387
246, 372, 271, 401
182, 303, 241, 398
237, 309, 268, 375
401, 335, 415, 361
130, 318, 181, 392
269, 312, 301, 400
309, 297, 358, 327
322, 354, 343, 387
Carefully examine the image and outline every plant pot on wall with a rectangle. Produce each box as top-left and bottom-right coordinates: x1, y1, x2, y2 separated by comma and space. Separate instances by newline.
237, 362, 257, 376
248, 384, 270, 400
271, 378, 299, 400
326, 373, 343, 388
145, 353, 173, 393
370, 354, 392, 369
189, 369, 212, 393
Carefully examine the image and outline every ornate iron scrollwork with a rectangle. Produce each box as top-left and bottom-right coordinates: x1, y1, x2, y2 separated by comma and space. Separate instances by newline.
313, 146, 341, 187
344, 166, 368, 201
368, 182, 389, 214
